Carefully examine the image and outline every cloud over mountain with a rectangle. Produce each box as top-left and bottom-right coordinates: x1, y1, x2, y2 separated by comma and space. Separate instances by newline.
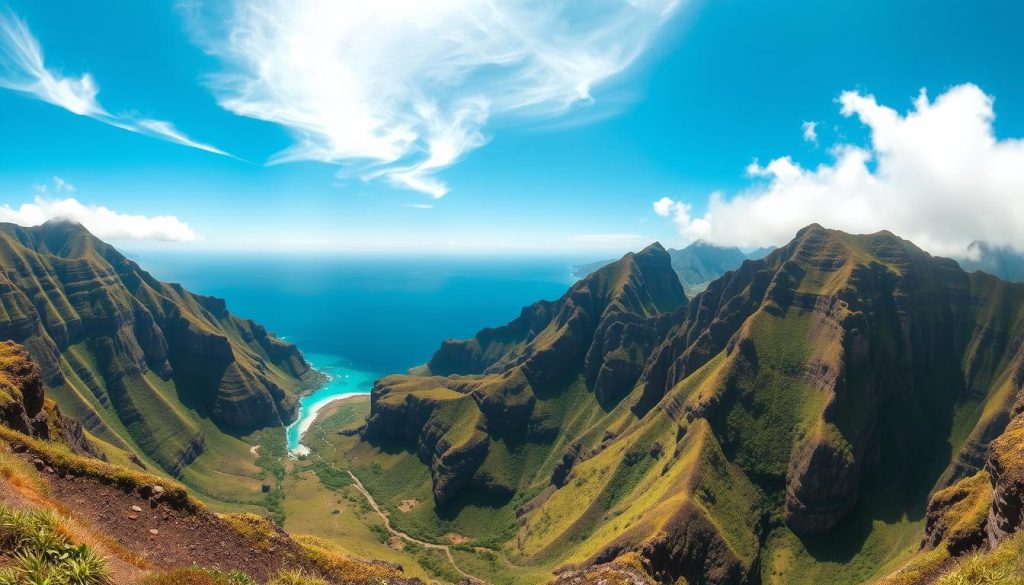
0, 195, 200, 242
655, 83, 1024, 258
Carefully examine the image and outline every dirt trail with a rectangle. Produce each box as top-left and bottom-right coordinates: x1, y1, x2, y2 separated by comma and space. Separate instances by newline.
307, 427, 486, 584
2, 450, 339, 584
0, 475, 148, 584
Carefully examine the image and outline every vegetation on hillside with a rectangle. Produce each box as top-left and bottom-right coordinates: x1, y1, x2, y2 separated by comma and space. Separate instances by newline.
312, 225, 1024, 584
0, 220, 323, 511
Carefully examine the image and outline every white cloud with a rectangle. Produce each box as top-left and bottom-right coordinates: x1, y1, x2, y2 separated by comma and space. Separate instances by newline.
653, 196, 711, 242
0, 197, 201, 242
655, 83, 1024, 258
0, 9, 227, 156
801, 120, 818, 143
184, 0, 681, 197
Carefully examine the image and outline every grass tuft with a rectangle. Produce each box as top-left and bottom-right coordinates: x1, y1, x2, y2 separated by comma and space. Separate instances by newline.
0, 503, 111, 585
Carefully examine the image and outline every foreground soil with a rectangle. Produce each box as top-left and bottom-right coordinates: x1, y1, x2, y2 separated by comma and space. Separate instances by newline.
0, 448, 419, 584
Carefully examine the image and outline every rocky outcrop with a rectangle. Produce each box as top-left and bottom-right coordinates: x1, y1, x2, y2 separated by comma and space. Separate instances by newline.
550, 553, 654, 585
921, 470, 991, 555
986, 408, 1024, 546
638, 507, 750, 585
0, 340, 98, 457
784, 430, 859, 534
0, 340, 46, 436
589, 500, 751, 585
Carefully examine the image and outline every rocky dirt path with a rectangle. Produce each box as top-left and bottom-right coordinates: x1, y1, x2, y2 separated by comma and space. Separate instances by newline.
307, 427, 486, 584
4, 450, 330, 584
0, 474, 148, 584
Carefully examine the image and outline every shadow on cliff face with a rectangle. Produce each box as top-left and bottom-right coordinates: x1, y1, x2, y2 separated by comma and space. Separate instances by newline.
365, 434, 417, 457
797, 397, 950, 563
434, 487, 515, 521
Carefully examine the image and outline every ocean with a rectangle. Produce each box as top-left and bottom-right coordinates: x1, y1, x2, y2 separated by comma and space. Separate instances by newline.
129, 252, 585, 452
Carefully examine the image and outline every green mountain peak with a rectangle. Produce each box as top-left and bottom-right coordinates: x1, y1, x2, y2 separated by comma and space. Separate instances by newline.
0, 222, 319, 477
322, 225, 1024, 584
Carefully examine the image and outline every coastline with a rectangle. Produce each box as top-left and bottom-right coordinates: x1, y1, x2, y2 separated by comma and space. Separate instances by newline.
287, 389, 370, 456
285, 352, 378, 456
307, 395, 369, 433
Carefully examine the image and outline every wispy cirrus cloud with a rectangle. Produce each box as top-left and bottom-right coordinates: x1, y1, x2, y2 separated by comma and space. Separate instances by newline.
0, 9, 227, 156
655, 83, 1024, 258
183, 0, 681, 197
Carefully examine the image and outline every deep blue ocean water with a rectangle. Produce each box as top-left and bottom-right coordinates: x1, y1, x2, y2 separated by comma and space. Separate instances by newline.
129, 252, 585, 451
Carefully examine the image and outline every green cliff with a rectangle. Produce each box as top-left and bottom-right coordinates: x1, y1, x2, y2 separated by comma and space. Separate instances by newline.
321, 225, 1024, 584
0, 220, 319, 479
572, 240, 770, 299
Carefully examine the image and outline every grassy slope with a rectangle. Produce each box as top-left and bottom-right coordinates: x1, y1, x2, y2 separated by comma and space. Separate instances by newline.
311, 227, 1024, 584
285, 397, 463, 583
0, 222, 317, 512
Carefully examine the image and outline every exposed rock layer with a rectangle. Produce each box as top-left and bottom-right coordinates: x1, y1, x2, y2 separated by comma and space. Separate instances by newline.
0, 220, 315, 473
358, 225, 1024, 584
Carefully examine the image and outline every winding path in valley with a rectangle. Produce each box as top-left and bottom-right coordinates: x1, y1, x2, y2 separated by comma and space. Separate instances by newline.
306, 423, 485, 584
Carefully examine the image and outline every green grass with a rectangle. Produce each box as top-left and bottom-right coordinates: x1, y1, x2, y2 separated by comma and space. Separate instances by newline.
0, 503, 112, 585
762, 518, 925, 585
451, 547, 553, 585
934, 532, 1024, 585
404, 542, 463, 583
280, 462, 434, 581
0, 222, 315, 514
714, 309, 825, 480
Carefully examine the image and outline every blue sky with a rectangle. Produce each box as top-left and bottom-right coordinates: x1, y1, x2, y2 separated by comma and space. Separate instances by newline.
2, 0, 1024, 256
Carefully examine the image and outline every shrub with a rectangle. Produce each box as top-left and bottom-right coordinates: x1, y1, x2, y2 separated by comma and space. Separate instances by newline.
0, 504, 111, 585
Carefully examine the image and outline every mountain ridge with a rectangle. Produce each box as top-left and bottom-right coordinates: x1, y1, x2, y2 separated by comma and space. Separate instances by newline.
571, 240, 774, 299
319, 223, 1024, 584
0, 219, 319, 478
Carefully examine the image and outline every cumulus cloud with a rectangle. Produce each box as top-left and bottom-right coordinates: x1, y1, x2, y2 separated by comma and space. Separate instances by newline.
184, 0, 680, 197
0, 197, 201, 242
654, 83, 1024, 258
653, 197, 711, 242
0, 9, 227, 155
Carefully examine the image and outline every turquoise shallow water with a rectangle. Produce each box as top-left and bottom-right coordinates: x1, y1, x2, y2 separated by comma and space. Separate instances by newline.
285, 352, 379, 454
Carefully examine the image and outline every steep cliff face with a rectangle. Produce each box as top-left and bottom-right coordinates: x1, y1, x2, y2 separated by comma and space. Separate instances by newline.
366, 243, 687, 506
571, 241, 759, 299
881, 394, 1024, 583
0, 340, 97, 456
985, 400, 1024, 545
349, 225, 1024, 585
0, 220, 316, 474
0, 340, 45, 436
